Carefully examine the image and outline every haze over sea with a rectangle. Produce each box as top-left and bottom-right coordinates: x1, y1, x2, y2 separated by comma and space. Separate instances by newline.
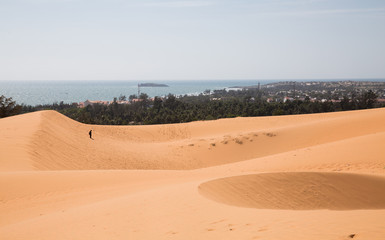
1, 79, 384, 106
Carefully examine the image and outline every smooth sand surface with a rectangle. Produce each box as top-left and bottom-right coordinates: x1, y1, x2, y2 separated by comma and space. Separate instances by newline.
199, 172, 385, 210
1, 109, 385, 239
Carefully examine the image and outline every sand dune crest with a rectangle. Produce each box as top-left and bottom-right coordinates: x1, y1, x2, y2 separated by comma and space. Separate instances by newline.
2, 108, 385, 170
199, 172, 385, 210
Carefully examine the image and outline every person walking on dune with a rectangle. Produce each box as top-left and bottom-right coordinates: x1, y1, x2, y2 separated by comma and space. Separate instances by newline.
89, 130, 93, 140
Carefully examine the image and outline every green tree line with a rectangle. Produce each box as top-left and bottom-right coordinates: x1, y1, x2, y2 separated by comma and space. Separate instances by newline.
0, 90, 382, 124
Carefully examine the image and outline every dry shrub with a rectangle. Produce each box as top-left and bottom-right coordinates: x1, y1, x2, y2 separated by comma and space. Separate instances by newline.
265, 132, 276, 137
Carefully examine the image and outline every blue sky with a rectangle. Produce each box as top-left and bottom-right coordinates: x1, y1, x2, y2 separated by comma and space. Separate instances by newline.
1, 0, 384, 80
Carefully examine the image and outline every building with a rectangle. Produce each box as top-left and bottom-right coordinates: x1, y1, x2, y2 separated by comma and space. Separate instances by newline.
78, 100, 110, 108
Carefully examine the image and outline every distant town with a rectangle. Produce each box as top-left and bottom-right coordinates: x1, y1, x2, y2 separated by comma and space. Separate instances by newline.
241, 80, 385, 103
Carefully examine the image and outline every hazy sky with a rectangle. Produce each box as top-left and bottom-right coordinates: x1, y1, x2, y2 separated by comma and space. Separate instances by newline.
1, 0, 385, 80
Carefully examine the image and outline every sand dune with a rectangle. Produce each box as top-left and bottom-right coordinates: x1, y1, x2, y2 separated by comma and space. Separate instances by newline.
1, 108, 385, 239
199, 172, 385, 210
3, 108, 385, 171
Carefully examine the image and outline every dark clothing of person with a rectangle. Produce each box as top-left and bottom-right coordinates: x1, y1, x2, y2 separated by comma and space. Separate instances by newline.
89, 130, 92, 139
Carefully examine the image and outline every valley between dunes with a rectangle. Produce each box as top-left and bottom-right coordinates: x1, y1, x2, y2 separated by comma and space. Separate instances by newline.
1, 109, 385, 239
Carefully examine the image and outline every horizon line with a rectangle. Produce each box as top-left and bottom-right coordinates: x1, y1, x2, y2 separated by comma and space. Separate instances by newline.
1, 78, 385, 82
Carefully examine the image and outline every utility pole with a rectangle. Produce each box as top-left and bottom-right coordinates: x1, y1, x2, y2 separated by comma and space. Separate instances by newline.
293, 81, 296, 99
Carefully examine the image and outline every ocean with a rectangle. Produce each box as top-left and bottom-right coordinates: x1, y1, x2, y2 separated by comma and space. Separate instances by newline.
1, 79, 384, 106
0, 80, 269, 106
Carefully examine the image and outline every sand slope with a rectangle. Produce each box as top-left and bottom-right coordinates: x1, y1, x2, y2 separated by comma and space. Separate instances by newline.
3, 108, 385, 170
199, 172, 385, 210
1, 108, 385, 239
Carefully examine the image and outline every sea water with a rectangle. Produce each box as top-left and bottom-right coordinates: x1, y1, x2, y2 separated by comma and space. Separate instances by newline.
0, 80, 270, 106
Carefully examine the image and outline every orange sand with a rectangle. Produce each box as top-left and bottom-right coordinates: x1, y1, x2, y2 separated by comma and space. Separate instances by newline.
1, 109, 385, 239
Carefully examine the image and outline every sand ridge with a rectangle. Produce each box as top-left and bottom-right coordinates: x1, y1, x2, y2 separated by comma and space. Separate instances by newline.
198, 172, 385, 210
3, 108, 385, 171
1, 108, 385, 239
